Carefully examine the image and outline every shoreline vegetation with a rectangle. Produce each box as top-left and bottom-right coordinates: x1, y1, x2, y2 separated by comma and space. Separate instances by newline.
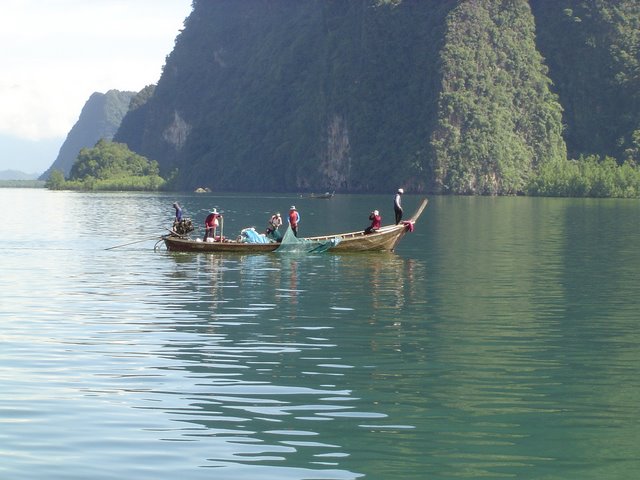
39, 138, 640, 198
527, 156, 640, 198
0, 180, 46, 188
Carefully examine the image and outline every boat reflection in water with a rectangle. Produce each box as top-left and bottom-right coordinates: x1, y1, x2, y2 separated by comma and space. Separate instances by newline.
157, 242, 426, 476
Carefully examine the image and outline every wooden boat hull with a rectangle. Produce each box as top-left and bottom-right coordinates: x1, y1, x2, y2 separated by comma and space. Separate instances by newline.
307, 224, 409, 252
162, 198, 428, 253
163, 236, 279, 253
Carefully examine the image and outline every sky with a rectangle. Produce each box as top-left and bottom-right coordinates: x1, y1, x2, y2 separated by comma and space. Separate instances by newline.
0, 0, 193, 174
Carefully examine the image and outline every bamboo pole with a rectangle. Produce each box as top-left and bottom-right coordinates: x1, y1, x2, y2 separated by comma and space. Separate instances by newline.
104, 235, 162, 250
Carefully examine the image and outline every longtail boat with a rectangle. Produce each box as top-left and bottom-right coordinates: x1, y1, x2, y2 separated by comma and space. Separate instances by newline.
161, 198, 428, 253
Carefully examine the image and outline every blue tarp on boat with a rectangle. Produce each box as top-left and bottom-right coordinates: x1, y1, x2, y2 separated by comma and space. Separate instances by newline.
241, 228, 270, 244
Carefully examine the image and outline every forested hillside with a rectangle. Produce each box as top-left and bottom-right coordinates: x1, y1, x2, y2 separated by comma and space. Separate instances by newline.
41, 90, 135, 179
432, 0, 565, 194
531, 0, 640, 162
113, 0, 640, 195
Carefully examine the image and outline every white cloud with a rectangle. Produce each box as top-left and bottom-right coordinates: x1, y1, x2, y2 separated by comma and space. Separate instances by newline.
0, 0, 192, 141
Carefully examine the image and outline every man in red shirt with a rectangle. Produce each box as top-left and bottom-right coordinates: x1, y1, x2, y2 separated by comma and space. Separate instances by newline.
204, 208, 221, 241
288, 206, 300, 237
364, 210, 381, 234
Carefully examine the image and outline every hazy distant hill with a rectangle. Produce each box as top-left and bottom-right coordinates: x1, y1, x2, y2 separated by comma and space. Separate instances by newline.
0, 134, 62, 176
0, 170, 39, 181
40, 90, 135, 180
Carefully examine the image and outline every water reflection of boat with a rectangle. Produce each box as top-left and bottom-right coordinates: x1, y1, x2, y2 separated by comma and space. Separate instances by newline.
161, 198, 428, 254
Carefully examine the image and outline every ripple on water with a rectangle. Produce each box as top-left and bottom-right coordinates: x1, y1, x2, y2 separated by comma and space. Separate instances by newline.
4, 192, 640, 479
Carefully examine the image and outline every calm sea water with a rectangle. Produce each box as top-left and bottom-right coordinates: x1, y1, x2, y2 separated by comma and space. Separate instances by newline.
2, 188, 639, 479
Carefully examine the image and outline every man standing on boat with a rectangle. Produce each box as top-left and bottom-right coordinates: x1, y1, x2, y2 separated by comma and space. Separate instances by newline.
204, 208, 221, 241
288, 206, 300, 237
172, 202, 183, 232
394, 188, 404, 225
173, 202, 183, 223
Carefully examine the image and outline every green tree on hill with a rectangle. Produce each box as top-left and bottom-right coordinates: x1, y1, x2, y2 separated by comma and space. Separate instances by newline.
70, 139, 159, 179
52, 140, 165, 191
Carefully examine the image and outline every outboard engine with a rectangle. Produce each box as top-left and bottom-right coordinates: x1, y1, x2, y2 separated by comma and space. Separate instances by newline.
172, 218, 194, 235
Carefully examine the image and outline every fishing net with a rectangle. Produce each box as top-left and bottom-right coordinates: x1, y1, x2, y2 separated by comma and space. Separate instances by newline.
266, 229, 283, 242
275, 227, 340, 254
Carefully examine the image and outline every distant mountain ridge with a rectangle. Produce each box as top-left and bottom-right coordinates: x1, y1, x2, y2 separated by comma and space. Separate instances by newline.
40, 89, 135, 180
0, 170, 39, 181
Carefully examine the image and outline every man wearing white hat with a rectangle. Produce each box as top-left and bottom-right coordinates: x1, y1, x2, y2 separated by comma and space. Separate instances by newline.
266, 212, 283, 240
394, 188, 404, 225
204, 208, 221, 241
288, 205, 300, 237
365, 209, 382, 234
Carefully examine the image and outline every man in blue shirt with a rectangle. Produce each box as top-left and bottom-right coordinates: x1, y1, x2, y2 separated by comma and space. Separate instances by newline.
173, 202, 183, 222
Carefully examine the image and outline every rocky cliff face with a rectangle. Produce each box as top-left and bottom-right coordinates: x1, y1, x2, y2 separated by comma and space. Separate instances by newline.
318, 114, 351, 192
112, 0, 640, 194
41, 90, 135, 179
114, 0, 451, 192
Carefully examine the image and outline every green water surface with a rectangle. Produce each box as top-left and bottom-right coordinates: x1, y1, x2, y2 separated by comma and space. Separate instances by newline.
1, 189, 638, 479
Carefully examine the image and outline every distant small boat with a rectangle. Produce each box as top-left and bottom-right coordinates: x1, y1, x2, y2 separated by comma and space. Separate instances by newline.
161, 198, 428, 253
312, 191, 335, 199
300, 191, 335, 199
